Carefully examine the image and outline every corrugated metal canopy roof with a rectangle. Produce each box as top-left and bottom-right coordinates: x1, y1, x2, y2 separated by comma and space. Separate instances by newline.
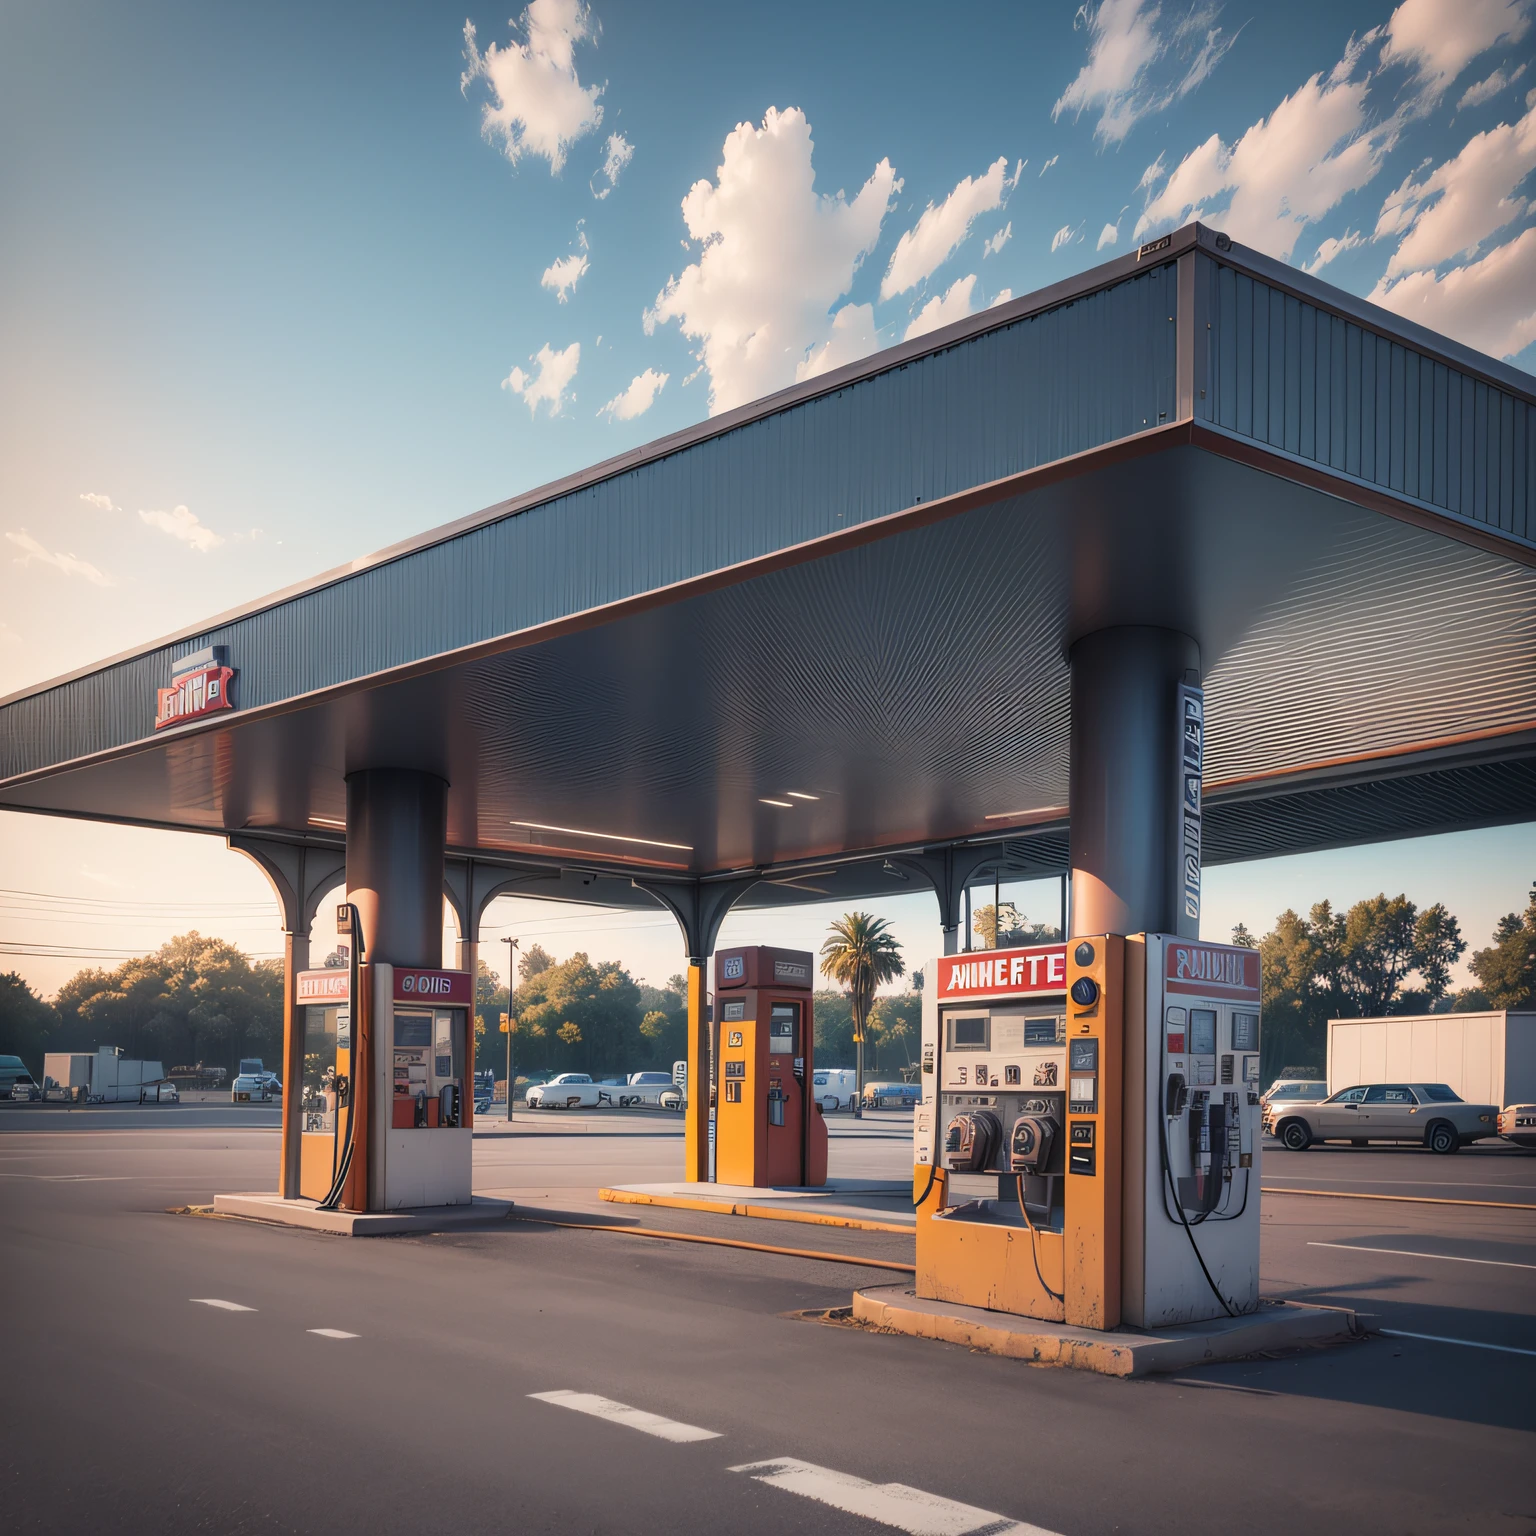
1, 224, 1532, 900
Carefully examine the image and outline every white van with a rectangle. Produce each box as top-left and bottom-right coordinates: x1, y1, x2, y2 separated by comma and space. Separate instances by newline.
812, 1068, 857, 1112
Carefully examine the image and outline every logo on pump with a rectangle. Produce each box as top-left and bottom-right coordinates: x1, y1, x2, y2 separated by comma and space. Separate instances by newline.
722, 955, 745, 981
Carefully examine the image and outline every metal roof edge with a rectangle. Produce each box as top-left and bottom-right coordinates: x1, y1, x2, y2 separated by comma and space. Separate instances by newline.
3, 219, 1529, 711
1193, 226, 1536, 403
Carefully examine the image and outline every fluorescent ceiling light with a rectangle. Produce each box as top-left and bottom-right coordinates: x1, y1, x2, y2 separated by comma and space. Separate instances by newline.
759, 798, 794, 808
785, 792, 819, 801
983, 805, 1068, 821
308, 816, 346, 829
510, 820, 692, 853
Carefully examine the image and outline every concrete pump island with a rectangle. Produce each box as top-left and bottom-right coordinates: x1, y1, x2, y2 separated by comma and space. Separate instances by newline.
3, 226, 1534, 1392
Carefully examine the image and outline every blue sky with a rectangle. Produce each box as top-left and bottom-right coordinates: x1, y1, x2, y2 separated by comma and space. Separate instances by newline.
1, 0, 1533, 995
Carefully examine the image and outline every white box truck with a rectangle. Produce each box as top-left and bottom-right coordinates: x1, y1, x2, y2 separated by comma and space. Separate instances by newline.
42, 1047, 168, 1103
1327, 1013, 1536, 1111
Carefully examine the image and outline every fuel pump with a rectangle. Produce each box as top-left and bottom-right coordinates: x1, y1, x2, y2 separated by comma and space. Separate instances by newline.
294, 957, 474, 1211
914, 934, 1260, 1331
1122, 935, 1261, 1325
712, 947, 828, 1189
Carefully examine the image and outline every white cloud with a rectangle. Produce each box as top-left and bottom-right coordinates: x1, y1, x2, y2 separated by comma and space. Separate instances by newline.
990, 288, 1014, 307
1134, 58, 1384, 260
1459, 62, 1528, 110
646, 107, 899, 416
983, 222, 1012, 258
1097, 221, 1120, 249
1039, 154, 1060, 177
1380, 0, 1531, 107
138, 505, 223, 551
502, 341, 581, 415
1050, 223, 1080, 251
1302, 229, 1366, 272
600, 367, 668, 420
79, 492, 116, 512
5, 530, 112, 586
591, 131, 633, 198
797, 303, 880, 381
542, 247, 590, 302
1053, 0, 1238, 145
1376, 103, 1536, 275
461, 1, 603, 174
1371, 224, 1536, 357
903, 274, 977, 340
881, 157, 1012, 299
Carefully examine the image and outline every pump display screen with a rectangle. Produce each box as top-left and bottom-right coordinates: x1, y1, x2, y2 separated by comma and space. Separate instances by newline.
1232, 1012, 1259, 1050
1190, 1009, 1217, 1055
396, 1013, 431, 1048
769, 1003, 799, 1054
949, 1016, 988, 1049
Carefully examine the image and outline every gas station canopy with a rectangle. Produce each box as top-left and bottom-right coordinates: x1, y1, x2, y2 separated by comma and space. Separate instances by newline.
1, 224, 1532, 909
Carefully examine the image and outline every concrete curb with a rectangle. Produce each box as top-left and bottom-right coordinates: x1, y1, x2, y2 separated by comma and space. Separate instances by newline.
600, 1186, 915, 1234
851, 1284, 1357, 1376
210, 1192, 515, 1236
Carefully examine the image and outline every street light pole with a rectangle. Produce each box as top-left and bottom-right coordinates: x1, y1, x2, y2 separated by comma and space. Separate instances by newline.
504, 936, 519, 1123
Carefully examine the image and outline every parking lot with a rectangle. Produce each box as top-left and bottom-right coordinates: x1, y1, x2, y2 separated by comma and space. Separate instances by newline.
2, 1101, 1531, 1534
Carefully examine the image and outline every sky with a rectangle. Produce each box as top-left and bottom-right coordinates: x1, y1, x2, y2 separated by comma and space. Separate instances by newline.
1, 0, 1533, 1000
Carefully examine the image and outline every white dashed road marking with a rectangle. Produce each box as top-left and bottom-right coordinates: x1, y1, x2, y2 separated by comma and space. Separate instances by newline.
730, 1458, 1062, 1536
191, 1298, 255, 1311
1380, 1329, 1536, 1357
528, 1390, 721, 1443
308, 1329, 359, 1339
1308, 1240, 1536, 1271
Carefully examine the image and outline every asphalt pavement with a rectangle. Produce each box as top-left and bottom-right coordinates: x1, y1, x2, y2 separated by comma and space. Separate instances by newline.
2, 1104, 1532, 1535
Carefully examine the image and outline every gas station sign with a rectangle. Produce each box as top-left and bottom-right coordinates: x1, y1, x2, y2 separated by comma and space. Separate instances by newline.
154, 645, 236, 731
937, 944, 1066, 999
295, 969, 349, 1002
392, 968, 473, 1005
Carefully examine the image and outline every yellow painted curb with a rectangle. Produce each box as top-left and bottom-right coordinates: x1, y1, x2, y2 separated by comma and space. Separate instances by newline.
600, 1187, 915, 1234
512, 1213, 916, 1272
1263, 1187, 1536, 1212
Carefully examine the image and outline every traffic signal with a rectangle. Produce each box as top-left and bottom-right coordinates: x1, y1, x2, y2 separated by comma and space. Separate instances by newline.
499, 1013, 510, 1033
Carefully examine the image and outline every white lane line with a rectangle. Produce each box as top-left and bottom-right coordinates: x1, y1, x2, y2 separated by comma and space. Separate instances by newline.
308, 1329, 359, 1339
191, 1298, 255, 1311
528, 1390, 720, 1443
1307, 1241, 1536, 1271
1380, 1329, 1536, 1358
730, 1458, 1061, 1536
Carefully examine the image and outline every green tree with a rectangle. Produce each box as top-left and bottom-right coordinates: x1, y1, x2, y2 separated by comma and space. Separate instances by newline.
1255, 895, 1465, 1081
971, 902, 1060, 949
812, 989, 855, 1068
1465, 883, 1536, 1009
819, 912, 904, 1117
514, 951, 641, 1074
519, 943, 554, 982
867, 992, 921, 1075
0, 972, 59, 1069
51, 934, 282, 1075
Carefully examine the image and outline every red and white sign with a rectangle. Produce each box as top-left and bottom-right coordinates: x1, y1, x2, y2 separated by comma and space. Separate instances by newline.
1164, 941, 1260, 1002
296, 969, 350, 1003
155, 646, 236, 732
392, 969, 473, 1006
938, 945, 1067, 999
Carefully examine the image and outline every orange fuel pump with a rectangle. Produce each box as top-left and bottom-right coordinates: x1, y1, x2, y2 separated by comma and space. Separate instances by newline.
713, 947, 828, 1189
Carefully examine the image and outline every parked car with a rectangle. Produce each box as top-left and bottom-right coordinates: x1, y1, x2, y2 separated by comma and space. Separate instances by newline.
0, 1055, 34, 1096
1261, 1079, 1328, 1133
9, 1075, 41, 1102
615, 1071, 676, 1108
237, 1058, 280, 1092
1270, 1082, 1498, 1154
812, 1068, 857, 1112
231, 1073, 277, 1103
524, 1073, 606, 1110
1498, 1104, 1536, 1148
139, 1081, 180, 1104
862, 1081, 921, 1109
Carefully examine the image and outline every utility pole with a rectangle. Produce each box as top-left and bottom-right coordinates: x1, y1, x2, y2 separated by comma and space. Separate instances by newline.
503, 936, 519, 1123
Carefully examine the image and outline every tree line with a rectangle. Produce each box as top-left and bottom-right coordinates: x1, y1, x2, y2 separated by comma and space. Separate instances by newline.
1, 883, 1531, 1082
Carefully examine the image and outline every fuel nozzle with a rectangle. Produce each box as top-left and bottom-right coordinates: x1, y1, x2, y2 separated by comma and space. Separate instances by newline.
943, 1109, 1002, 1172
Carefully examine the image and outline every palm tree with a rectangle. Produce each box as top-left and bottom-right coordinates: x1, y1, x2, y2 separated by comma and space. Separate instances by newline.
820, 912, 905, 1119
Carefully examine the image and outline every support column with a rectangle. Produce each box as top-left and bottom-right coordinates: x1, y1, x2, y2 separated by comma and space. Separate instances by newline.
345, 769, 447, 967
279, 929, 310, 1196
684, 957, 710, 1183
1068, 626, 1200, 939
